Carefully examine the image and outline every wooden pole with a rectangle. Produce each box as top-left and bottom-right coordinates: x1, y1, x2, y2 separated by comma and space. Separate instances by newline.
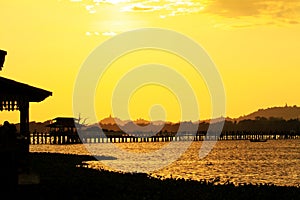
19, 100, 29, 153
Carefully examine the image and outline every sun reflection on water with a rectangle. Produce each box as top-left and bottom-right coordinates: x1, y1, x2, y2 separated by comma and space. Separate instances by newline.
30, 140, 300, 186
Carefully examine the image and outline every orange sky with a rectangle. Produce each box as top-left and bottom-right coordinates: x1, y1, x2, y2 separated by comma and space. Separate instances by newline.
1, 0, 300, 124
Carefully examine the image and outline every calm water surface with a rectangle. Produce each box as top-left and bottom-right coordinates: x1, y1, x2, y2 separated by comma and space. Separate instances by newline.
30, 140, 300, 186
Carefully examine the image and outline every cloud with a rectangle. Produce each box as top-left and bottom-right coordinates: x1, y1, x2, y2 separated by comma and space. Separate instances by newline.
289, 20, 299, 24
120, 0, 205, 17
205, 0, 300, 25
102, 31, 117, 36
69, 0, 300, 27
85, 31, 117, 37
119, 0, 300, 25
121, 3, 162, 12
205, 0, 260, 18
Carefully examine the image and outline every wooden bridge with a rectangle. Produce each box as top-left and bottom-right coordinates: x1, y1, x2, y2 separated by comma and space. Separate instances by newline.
29, 130, 300, 145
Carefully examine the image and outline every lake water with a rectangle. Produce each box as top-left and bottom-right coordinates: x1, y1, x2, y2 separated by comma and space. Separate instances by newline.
30, 139, 300, 187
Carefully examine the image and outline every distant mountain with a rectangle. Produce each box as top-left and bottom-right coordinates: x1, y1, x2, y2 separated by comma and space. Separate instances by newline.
14, 120, 51, 133
99, 116, 172, 126
99, 115, 128, 126
235, 105, 300, 121
10, 105, 300, 134
197, 116, 233, 124
133, 118, 150, 125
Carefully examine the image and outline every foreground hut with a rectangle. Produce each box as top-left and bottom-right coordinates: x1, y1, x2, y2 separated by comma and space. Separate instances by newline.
0, 49, 52, 190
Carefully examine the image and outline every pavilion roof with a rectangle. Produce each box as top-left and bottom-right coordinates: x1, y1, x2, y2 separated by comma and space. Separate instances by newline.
0, 76, 52, 102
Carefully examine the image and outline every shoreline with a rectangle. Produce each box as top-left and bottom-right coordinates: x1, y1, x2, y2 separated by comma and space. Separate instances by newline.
15, 152, 300, 200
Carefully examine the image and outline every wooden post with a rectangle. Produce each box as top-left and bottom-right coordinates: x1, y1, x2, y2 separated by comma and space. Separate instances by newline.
19, 100, 29, 152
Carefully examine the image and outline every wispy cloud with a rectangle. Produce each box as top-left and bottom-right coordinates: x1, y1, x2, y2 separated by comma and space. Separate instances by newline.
69, 0, 206, 17
69, 0, 300, 28
102, 31, 117, 36
85, 31, 117, 37
120, 1, 205, 17
205, 0, 300, 25
121, 3, 162, 12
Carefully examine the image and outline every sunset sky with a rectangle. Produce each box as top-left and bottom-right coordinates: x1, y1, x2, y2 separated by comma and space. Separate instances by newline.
1, 0, 300, 124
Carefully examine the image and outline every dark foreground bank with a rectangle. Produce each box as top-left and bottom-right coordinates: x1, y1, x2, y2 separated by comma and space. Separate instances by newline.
13, 152, 300, 200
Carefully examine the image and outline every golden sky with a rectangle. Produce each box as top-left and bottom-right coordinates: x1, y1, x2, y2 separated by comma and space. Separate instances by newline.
1, 0, 300, 124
